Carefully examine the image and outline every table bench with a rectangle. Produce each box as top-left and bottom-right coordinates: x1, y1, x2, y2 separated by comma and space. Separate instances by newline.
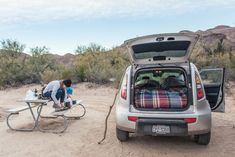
6, 99, 85, 133
6, 105, 37, 114
6, 99, 48, 132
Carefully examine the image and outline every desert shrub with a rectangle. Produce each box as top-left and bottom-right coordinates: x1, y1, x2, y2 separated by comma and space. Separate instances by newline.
41, 65, 78, 84
0, 39, 25, 54
1, 38, 234, 89
191, 38, 235, 82
74, 45, 130, 85
61, 68, 74, 80
74, 64, 86, 82
0, 40, 29, 87
28, 46, 56, 83
41, 70, 61, 83
75, 43, 106, 54
0, 40, 59, 87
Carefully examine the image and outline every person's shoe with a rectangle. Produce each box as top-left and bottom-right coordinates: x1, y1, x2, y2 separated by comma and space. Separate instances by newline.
55, 107, 69, 112
53, 103, 61, 108
65, 102, 72, 109
61, 103, 65, 108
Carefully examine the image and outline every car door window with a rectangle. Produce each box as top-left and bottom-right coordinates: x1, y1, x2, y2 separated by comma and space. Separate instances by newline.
200, 70, 223, 85
200, 68, 225, 112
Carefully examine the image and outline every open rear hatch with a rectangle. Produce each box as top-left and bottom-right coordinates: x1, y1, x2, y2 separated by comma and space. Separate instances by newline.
124, 33, 198, 64
124, 33, 197, 111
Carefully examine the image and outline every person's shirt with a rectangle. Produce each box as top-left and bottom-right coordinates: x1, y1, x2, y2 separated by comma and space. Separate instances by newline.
43, 80, 61, 104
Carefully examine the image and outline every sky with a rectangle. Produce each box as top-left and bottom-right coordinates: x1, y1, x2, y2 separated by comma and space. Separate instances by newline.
0, 0, 235, 55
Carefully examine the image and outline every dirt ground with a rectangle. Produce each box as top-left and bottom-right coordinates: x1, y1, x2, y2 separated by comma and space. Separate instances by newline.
0, 83, 234, 157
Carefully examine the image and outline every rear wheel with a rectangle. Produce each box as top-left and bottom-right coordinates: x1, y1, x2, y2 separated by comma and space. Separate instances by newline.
194, 132, 211, 145
116, 128, 129, 142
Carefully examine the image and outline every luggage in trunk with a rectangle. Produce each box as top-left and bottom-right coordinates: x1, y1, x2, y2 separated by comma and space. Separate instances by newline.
135, 89, 187, 109
134, 69, 188, 110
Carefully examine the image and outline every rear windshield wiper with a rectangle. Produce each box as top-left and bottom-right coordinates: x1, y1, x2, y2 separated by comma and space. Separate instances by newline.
153, 56, 166, 61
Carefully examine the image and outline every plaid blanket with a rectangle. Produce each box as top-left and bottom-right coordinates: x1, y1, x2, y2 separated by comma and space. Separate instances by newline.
135, 89, 187, 109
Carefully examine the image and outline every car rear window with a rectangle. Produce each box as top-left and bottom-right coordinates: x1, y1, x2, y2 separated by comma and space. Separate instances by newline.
132, 41, 190, 59
135, 69, 186, 88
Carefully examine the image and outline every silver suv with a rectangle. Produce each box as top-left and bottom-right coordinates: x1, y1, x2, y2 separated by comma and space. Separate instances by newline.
115, 33, 225, 145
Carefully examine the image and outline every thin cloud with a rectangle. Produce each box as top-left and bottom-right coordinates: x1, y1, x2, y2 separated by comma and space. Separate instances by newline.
0, 0, 234, 24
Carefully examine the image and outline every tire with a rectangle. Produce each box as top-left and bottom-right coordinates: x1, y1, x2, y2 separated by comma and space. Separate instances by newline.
116, 128, 129, 142
194, 132, 211, 145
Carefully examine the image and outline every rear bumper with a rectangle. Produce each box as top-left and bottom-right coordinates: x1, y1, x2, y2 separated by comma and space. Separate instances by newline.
116, 105, 211, 135
136, 118, 187, 136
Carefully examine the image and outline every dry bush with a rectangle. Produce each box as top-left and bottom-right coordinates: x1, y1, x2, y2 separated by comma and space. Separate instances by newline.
191, 47, 235, 82
1, 39, 234, 89
73, 46, 130, 86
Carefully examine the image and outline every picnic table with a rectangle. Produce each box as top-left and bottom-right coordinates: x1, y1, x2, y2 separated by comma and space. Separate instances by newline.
6, 99, 85, 133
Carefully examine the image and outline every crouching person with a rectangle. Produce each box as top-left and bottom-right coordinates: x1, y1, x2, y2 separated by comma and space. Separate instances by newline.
42, 79, 72, 111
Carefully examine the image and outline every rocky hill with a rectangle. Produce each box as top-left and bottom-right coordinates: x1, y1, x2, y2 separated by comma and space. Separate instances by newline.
18, 25, 235, 65
180, 25, 235, 51
46, 53, 75, 65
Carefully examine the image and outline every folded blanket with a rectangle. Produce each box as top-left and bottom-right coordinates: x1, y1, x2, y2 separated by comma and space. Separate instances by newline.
135, 89, 187, 109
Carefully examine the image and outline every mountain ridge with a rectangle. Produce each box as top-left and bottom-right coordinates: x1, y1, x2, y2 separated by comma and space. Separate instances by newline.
18, 25, 235, 64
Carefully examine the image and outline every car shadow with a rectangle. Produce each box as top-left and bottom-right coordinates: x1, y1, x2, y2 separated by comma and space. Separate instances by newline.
122, 134, 210, 150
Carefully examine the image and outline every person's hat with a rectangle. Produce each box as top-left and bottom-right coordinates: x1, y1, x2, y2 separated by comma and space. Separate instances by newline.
66, 87, 73, 95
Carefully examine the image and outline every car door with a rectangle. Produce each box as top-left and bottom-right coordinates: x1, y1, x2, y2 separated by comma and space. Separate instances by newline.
200, 68, 225, 112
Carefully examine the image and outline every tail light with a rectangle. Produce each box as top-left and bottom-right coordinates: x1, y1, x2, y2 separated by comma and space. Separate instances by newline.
121, 74, 128, 100
128, 116, 138, 122
184, 118, 197, 124
195, 73, 205, 100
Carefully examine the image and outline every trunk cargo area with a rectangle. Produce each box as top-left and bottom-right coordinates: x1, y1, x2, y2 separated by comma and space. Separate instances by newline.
134, 68, 188, 110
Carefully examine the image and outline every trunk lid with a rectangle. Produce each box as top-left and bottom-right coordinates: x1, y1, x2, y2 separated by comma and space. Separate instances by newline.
124, 33, 198, 65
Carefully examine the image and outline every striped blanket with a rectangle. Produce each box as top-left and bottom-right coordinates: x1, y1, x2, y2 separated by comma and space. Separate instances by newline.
135, 89, 187, 109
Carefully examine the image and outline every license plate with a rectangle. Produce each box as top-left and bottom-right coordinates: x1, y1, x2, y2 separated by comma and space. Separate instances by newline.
152, 125, 170, 134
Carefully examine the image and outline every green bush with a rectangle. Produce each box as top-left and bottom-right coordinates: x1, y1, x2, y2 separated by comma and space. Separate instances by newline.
0, 40, 57, 87
41, 70, 61, 83
0, 38, 234, 89
191, 43, 235, 82
73, 46, 130, 85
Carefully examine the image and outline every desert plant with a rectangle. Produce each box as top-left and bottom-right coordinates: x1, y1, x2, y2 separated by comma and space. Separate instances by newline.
75, 43, 106, 54
73, 46, 130, 85
28, 46, 55, 83
0, 39, 25, 55
0, 39, 29, 87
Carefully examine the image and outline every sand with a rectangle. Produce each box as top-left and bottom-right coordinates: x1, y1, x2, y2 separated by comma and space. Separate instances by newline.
0, 83, 234, 157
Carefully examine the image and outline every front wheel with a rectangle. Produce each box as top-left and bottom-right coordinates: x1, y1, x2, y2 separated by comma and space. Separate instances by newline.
194, 132, 211, 145
116, 128, 129, 142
